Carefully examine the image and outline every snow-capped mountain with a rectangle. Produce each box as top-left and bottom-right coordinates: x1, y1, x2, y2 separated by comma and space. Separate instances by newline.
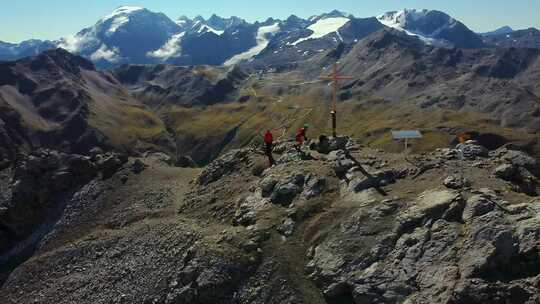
57, 6, 181, 66
0, 6, 525, 68
377, 9, 485, 48
0, 39, 56, 61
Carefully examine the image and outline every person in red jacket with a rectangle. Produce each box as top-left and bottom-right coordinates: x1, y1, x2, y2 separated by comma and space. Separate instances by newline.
295, 124, 309, 150
263, 129, 275, 167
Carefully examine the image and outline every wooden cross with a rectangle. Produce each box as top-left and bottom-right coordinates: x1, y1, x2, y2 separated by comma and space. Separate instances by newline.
320, 63, 352, 137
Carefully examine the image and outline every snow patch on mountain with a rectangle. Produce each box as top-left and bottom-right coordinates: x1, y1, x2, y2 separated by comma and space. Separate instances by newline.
198, 24, 224, 36
377, 9, 448, 44
58, 6, 145, 53
224, 23, 280, 66
101, 6, 143, 35
147, 32, 185, 60
90, 44, 121, 62
291, 17, 350, 46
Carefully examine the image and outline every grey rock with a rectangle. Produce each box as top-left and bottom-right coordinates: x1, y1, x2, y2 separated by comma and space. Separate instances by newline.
493, 163, 517, 180
303, 176, 326, 199
94, 152, 128, 178
260, 176, 278, 197
131, 159, 147, 174
271, 183, 301, 206
88, 147, 104, 159
456, 142, 488, 159
272, 141, 296, 154
176, 155, 197, 168
198, 149, 250, 185
277, 218, 295, 237
463, 194, 496, 221
315, 136, 350, 154
328, 150, 355, 177
268, 173, 305, 205
277, 148, 311, 164
498, 149, 540, 176
443, 175, 468, 189
233, 194, 266, 226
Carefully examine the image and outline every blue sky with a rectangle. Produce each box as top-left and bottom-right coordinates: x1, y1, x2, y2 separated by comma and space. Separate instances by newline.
1, 0, 538, 43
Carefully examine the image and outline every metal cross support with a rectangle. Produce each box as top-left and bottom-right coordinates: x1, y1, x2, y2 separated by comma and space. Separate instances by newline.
320, 63, 352, 137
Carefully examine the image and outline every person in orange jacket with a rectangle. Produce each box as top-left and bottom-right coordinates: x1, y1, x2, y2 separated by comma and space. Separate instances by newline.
263, 129, 275, 167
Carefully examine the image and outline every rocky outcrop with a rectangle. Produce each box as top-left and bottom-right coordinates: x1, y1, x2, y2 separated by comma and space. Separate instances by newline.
306, 188, 540, 303
491, 147, 540, 196
0, 149, 127, 256
197, 149, 251, 185
2, 142, 539, 303
457, 140, 489, 159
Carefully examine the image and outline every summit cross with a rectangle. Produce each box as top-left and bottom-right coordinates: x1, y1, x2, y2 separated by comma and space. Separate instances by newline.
320, 63, 353, 137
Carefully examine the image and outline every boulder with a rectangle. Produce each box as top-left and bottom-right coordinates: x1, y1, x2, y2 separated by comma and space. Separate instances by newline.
131, 159, 147, 174
88, 147, 104, 159
346, 167, 396, 192
273, 141, 296, 154
443, 175, 469, 189
303, 175, 327, 199
277, 148, 312, 164
94, 152, 128, 178
176, 155, 197, 168
277, 218, 295, 236
197, 149, 250, 185
233, 194, 267, 226
328, 150, 355, 177
462, 193, 496, 221
142, 152, 173, 165
493, 163, 517, 180
497, 149, 540, 176
398, 190, 464, 230
456, 142, 488, 159
269, 173, 305, 205
314, 136, 350, 154
260, 176, 278, 197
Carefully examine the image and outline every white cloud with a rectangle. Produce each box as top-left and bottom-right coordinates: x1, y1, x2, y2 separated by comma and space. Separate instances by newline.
147, 32, 185, 60
90, 44, 121, 62
58, 32, 98, 53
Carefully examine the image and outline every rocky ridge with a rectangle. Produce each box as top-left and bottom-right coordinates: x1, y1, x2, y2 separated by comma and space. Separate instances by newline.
0, 135, 539, 303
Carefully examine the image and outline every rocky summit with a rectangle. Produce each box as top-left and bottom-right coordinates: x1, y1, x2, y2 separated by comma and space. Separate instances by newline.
0, 136, 539, 303
1, 4, 540, 304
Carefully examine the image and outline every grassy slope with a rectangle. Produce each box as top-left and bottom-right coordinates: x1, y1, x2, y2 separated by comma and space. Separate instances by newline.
163, 86, 538, 157
90, 103, 169, 151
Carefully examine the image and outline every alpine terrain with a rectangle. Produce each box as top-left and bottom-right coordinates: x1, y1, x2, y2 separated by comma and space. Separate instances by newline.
0, 5, 539, 304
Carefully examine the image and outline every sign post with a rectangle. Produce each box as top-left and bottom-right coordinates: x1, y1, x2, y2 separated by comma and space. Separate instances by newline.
391, 130, 423, 151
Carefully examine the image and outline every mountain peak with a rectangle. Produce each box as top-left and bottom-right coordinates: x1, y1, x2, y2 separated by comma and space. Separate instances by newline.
315, 9, 350, 21
36, 48, 95, 72
377, 8, 485, 48
102, 6, 145, 21
481, 25, 514, 36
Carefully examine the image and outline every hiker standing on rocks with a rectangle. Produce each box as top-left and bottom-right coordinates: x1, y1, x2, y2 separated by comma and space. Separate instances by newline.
264, 129, 275, 167
295, 124, 309, 151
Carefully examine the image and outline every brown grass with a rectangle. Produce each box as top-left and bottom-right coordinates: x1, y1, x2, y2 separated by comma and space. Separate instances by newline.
90, 104, 167, 149
163, 88, 539, 156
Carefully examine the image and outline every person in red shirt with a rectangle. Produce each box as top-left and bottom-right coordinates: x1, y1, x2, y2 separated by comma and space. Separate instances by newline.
295, 124, 309, 151
263, 129, 275, 167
